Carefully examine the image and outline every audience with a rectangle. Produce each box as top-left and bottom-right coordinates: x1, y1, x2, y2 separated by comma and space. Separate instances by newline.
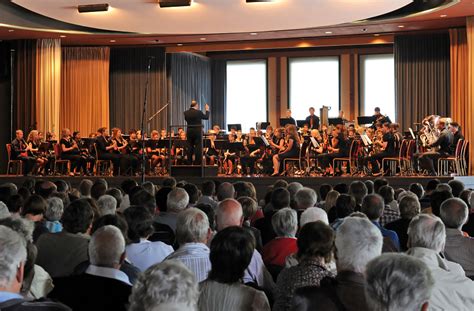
165, 208, 211, 282
273, 221, 335, 311
198, 226, 271, 311
406, 214, 474, 309
440, 198, 474, 278
36, 199, 93, 278
292, 217, 383, 311
365, 253, 434, 311
124, 206, 173, 271
49, 226, 132, 311
0, 176, 472, 311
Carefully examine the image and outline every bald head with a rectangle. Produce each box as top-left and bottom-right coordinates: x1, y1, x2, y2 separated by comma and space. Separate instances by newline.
216, 199, 243, 231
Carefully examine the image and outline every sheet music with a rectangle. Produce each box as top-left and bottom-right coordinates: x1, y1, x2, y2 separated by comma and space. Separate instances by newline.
261, 136, 270, 147
365, 135, 372, 145
360, 134, 368, 146
409, 128, 416, 140
310, 137, 319, 148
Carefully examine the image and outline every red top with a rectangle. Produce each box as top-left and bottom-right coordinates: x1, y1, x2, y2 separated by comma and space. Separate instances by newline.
262, 237, 298, 267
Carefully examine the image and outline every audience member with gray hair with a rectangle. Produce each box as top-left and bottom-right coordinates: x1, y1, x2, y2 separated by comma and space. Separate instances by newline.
292, 217, 382, 311
262, 208, 298, 267
287, 182, 303, 208
97, 195, 117, 217
49, 225, 132, 311
45, 197, 64, 233
299, 207, 329, 227
216, 182, 235, 201
154, 187, 190, 232
361, 194, 400, 251
0, 225, 69, 310
365, 253, 434, 311
406, 214, 474, 310
129, 261, 199, 311
0, 201, 10, 219
294, 187, 317, 211
385, 194, 421, 251
165, 208, 212, 282
440, 198, 474, 278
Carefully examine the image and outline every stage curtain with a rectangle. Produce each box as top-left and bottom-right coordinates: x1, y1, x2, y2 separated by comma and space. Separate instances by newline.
14, 40, 37, 133
394, 34, 450, 131
61, 47, 110, 136
35, 39, 61, 135
109, 47, 167, 133
211, 59, 226, 129
465, 18, 474, 175
169, 52, 212, 131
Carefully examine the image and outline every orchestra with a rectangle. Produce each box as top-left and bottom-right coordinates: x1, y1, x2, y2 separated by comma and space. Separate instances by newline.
8, 105, 467, 178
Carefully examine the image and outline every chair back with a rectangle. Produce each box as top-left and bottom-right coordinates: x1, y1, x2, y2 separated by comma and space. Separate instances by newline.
94, 143, 99, 160
348, 139, 359, 159
398, 139, 408, 159
406, 140, 416, 160
455, 139, 464, 158
53, 143, 62, 160
462, 140, 470, 172
6, 144, 12, 161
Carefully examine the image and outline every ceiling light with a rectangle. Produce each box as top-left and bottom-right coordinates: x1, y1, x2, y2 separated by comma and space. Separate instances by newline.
246, 0, 275, 2
8, 29, 14, 32
177, 43, 183, 46
78, 3, 110, 13
200, 37, 207, 41
325, 31, 333, 34
362, 28, 368, 32
398, 25, 405, 28
374, 34, 380, 37
440, 14, 447, 18
159, 0, 191, 8
110, 40, 116, 43
250, 32, 258, 36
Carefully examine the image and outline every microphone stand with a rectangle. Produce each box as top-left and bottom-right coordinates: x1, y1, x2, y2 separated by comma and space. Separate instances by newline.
140, 56, 153, 184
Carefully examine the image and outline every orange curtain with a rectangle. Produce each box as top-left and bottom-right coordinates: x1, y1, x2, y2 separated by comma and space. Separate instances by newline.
60, 47, 110, 136
35, 39, 61, 135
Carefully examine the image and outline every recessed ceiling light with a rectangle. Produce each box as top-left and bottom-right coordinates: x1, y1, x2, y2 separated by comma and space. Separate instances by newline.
398, 25, 405, 28
325, 31, 333, 34
362, 28, 368, 32
60, 35, 67, 38
177, 43, 183, 46
440, 14, 447, 18
374, 34, 380, 37
110, 40, 116, 43
250, 32, 258, 36
8, 29, 14, 32
200, 37, 207, 41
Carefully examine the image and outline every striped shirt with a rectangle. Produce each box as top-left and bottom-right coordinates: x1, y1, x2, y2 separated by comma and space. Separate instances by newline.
165, 243, 211, 282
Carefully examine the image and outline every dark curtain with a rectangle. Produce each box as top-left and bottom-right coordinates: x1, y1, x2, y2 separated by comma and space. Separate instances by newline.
0, 41, 13, 172
395, 33, 450, 131
14, 40, 37, 133
169, 53, 211, 131
211, 59, 226, 129
109, 47, 167, 133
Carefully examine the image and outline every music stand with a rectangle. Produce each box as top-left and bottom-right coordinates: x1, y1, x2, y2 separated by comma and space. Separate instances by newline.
280, 118, 295, 127
254, 137, 268, 148
227, 124, 242, 132
228, 142, 245, 153
296, 120, 307, 128
328, 118, 344, 126
39, 142, 51, 153
357, 116, 376, 125
256, 122, 270, 130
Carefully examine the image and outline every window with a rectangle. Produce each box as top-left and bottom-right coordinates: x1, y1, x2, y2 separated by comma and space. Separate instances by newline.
289, 57, 340, 120
226, 60, 267, 132
360, 54, 395, 120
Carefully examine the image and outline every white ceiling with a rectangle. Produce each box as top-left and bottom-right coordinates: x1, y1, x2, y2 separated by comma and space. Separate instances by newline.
12, 0, 412, 35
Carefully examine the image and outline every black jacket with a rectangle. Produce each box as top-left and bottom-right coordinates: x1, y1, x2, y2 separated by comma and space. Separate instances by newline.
305, 115, 320, 129
184, 108, 209, 133
0, 299, 70, 311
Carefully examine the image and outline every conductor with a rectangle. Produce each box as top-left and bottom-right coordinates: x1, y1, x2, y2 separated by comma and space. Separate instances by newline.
184, 100, 209, 165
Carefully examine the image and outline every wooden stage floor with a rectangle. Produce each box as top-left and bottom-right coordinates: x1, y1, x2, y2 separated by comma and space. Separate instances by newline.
2, 174, 470, 200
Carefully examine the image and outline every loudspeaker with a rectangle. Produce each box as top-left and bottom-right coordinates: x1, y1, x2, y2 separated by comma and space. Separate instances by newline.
170, 165, 218, 177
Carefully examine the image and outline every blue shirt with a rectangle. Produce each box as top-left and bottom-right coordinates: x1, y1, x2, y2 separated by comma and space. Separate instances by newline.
0, 291, 23, 303
372, 221, 400, 251
165, 243, 211, 282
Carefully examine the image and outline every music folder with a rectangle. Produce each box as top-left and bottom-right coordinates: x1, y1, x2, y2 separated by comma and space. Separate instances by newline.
296, 120, 307, 128
279, 118, 295, 127
227, 124, 242, 132
357, 116, 376, 125
408, 128, 416, 140
254, 136, 269, 147
310, 137, 320, 148
328, 118, 344, 126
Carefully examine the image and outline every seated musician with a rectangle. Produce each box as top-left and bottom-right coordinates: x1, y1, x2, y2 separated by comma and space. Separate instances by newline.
223, 133, 239, 175
363, 122, 396, 176
272, 124, 300, 176
37, 131, 55, 175
96, 127, 122, 176
236, 130, 244, 142
160, 129, 168, 139
372, 107, 391, 127
300, 124, 310, 137
390, 123, 403, 146
73, 131, 95, 175
205, 130, 219, 166
148, 130, 166, 173
173, 131, 188, 164
241, 128, 260, 176
317, 125, 349, 176
11, 129, 36, 176
449, 122, 464, 153
26, 130, 48, 175
129, 130, 142, 173
285, 109, 297, 126
305, 107, 320, 130
229, 127, 237, 139
418, 118, 453, 176
60, 128, 88, 176
111, 128, 139, 176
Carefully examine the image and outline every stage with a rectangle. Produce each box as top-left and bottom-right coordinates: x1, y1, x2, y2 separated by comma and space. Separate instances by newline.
2, 174, 472, 200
